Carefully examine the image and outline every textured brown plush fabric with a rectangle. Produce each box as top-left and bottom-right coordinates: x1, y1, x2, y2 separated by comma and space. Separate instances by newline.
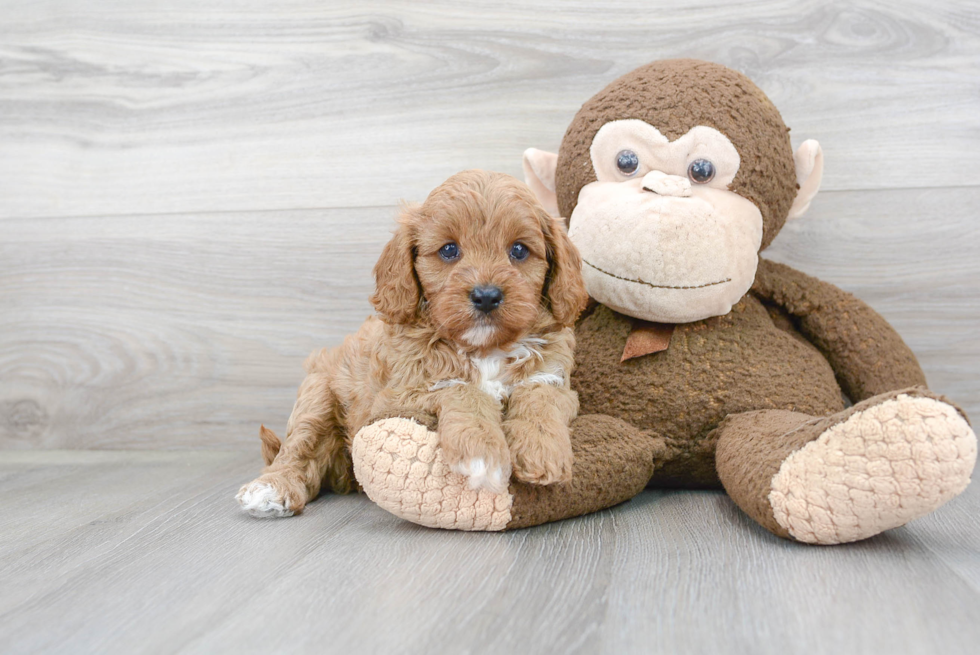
555, 59, 798, 250
518, 60, 948, 532
572, 290, 846, 488
506, 414, 660, 529
507, 60, 966, 535
714, 386, 965, 540
713, 409, 816, 538
752, 259, 927, 401
353, 59, 972, 540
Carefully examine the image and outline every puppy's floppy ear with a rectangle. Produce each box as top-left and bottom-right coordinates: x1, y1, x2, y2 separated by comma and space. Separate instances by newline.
539, 206, 589, 327
371, 205, 422, 324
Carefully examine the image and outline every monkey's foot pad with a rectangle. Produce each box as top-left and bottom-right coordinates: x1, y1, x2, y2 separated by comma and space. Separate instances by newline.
769, 395, 976, 544
352, 418, 512, 531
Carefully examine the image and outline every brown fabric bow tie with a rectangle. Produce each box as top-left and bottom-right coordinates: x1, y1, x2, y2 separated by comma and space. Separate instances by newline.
621, 319, 675, 361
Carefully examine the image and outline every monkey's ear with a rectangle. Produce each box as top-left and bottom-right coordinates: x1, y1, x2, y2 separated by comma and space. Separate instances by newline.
522, 148, 561, 218
787, 139, 823, 220
370, 206, 422, 324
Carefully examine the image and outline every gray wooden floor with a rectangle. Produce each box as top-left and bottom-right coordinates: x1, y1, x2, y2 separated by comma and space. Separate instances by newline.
1, 1, 979, 653
2, 452, 980, 654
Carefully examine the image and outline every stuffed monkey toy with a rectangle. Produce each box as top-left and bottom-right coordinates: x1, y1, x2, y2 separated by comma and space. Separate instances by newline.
351, 59, 975, 543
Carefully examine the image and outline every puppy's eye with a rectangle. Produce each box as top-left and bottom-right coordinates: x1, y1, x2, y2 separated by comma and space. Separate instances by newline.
438, 242, 460, 261
616, 150, 639, 176
509, 242, 529, 261
688, 158, 715, 184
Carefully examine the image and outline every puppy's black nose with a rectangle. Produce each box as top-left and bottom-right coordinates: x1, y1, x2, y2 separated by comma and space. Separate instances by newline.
470, 285, 503, 313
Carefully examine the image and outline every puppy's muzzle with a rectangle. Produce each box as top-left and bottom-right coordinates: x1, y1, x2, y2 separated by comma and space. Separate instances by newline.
469, 285, 503, 314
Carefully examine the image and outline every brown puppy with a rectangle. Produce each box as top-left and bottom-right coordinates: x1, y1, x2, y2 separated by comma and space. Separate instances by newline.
237, 170, 589, 517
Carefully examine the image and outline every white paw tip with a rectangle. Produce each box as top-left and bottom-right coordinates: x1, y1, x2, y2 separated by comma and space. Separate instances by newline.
452, 457, 510, 494
236, 481, 294, 518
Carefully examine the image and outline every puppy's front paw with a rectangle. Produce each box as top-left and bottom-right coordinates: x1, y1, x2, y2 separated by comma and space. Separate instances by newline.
505, 420, 574, 486
236, 473, 305, 518
441, 423, 512, 494
451, 457, 510, 494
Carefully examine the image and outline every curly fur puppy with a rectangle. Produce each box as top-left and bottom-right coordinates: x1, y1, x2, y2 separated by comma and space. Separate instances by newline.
237, 170, 589, 518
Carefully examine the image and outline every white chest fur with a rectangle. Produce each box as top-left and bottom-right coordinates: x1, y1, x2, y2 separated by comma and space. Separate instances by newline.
430, 337, 564, 403
470, 350, 513, 402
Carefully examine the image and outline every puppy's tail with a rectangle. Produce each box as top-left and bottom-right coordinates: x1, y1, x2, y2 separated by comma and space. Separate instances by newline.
259, 425, 282, 466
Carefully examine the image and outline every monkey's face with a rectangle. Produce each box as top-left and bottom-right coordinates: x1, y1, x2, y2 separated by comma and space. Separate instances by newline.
567, 119, 764, 324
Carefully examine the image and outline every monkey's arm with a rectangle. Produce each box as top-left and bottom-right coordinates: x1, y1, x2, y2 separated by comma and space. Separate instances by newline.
751, 258, 926, 402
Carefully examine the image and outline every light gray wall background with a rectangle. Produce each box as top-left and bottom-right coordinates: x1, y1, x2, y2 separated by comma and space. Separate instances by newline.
2, 0, 978, 451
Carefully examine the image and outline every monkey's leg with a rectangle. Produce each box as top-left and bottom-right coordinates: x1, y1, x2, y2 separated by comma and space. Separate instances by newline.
352, 414, 661, 531
715, 388, 976, 544
237, 371, 351, 518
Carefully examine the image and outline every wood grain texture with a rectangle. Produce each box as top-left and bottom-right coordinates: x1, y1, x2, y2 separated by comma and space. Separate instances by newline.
0, 207, 391, 449
1, 0, 978, 220
0, 451, 978, 654
2, 4, 978, 653
2, 0, 977, 449
2, 187, 976, 450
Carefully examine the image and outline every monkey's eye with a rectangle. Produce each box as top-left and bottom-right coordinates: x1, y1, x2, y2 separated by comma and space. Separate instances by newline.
616, 150, 640, 176
510, 242, 529, 261
438, 242, 460, 261
688, 159, 715, 184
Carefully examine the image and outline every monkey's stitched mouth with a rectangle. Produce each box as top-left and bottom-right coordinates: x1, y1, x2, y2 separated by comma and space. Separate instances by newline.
583, 260, 731, 290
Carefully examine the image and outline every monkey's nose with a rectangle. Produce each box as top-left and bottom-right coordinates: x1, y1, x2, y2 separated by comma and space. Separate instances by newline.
470, 286, 503, 313
642, 170, 692, 197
